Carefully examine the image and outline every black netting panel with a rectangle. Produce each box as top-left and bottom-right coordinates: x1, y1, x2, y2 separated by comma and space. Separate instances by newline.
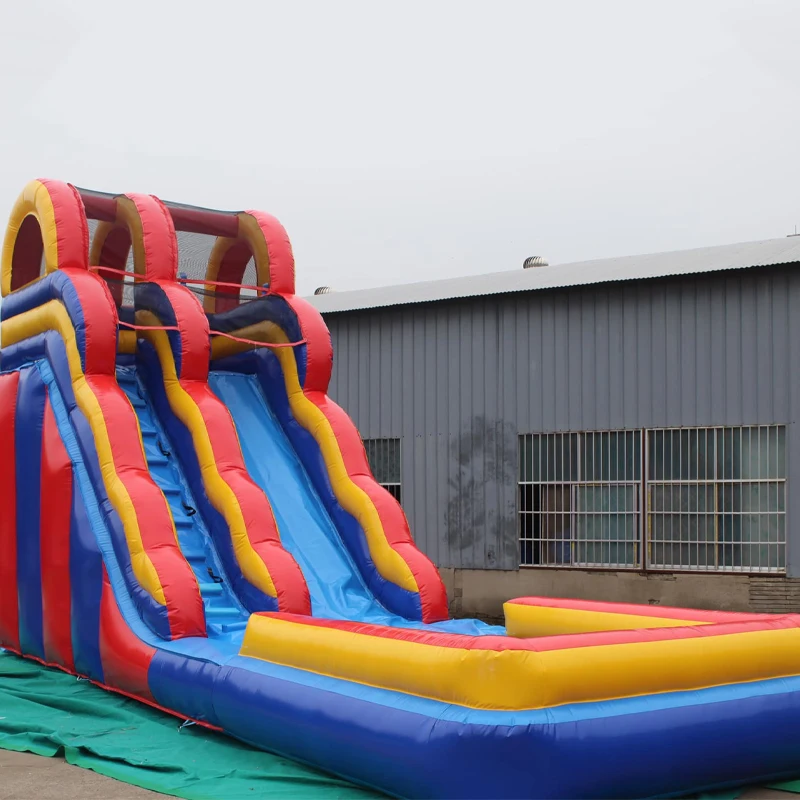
240, 256, 259, 301
175, 230, 215, 282
181, 282, 265, 310
79, 188, 261, 310
176, 230, 263, 309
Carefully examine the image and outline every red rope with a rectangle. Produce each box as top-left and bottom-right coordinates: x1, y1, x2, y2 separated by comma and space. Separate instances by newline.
118, 321, 181, 333
93, 268, 267, 298
209, 330, 305, 349
91, 266, 145, 281
97, 271, 297, 347
178, 277, 268, 294
118, 321, 304, 348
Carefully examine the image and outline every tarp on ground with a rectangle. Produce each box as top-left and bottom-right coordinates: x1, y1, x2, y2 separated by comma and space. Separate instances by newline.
0, 651, 382, 799
2, 649, 800, 800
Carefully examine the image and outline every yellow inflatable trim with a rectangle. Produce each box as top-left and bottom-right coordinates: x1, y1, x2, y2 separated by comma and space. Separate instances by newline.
89, 220, 116, 267
1, 301, 166, 604
136, 313, 278, 598
211, 322, 419, 594
241, 613, 800, 711
1, 180, 59, 296
203, 214, 273, 313
503, 602, 712, 637
117, 330, 137, 354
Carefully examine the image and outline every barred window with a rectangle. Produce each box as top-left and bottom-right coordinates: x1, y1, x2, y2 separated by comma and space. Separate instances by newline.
518, 425, 786, 573
647, 426, 786, 572
363, 438, 402, 504
519, 431, 641, 568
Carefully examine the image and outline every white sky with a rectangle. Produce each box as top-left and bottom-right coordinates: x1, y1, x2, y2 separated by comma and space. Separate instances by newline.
1, 0, 799, 295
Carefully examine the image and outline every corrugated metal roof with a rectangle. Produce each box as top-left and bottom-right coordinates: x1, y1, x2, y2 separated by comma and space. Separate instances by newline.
306, 236, 800, 314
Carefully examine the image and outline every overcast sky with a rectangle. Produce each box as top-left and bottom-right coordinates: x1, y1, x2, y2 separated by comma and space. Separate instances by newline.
2, 0, 799, 295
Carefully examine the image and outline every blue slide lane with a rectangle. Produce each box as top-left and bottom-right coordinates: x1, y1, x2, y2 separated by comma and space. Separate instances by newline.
208, 370, 502, 635
115, 365, 250, 639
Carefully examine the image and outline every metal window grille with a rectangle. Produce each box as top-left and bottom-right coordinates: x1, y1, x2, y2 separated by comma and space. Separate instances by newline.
518, 425, 787, 573
647, 425, 786, 573
363, 438, 402, 505
518, 431, 642, 569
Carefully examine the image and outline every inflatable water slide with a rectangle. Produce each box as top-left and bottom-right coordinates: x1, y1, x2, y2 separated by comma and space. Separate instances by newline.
2, 178, 800, 799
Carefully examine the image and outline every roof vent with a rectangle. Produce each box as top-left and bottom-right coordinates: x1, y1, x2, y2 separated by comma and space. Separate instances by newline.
523, 256, 549, 269
314, 286, 333, 295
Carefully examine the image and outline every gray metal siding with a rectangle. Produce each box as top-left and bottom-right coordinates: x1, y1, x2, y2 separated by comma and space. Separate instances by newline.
322, 266, 800, 573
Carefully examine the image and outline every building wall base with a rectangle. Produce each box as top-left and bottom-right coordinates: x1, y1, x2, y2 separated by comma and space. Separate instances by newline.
438, 568, 800, 624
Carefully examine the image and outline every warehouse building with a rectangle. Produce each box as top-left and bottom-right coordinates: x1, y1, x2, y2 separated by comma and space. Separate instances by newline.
308, 236, 800, 620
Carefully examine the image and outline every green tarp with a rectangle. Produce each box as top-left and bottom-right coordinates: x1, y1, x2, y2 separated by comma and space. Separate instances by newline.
2, 649, 800, 799
0, 651, 382, 799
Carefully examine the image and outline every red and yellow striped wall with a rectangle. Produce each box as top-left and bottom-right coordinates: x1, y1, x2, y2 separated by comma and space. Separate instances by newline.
1, 179, 205, 640
0, 361, 158, 698
87, 191, 310, 614
201, 214, 449, 623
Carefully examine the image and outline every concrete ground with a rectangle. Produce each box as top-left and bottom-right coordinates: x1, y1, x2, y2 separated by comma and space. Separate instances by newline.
0, 749, 157, 799
0, 747, 797, 799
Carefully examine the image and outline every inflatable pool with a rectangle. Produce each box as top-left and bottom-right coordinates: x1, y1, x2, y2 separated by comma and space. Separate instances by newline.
2, 178, 800, 799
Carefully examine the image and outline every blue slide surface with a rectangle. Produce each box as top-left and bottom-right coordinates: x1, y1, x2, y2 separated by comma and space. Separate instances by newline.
208, 370, 502, 635
116, 366, 249, 636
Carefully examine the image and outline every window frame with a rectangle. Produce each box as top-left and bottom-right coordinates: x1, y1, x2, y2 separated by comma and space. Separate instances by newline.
645, 425, 786, 574
518, 425, 787, 575
518, 430, 644, 571
362, 437, 403, 506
